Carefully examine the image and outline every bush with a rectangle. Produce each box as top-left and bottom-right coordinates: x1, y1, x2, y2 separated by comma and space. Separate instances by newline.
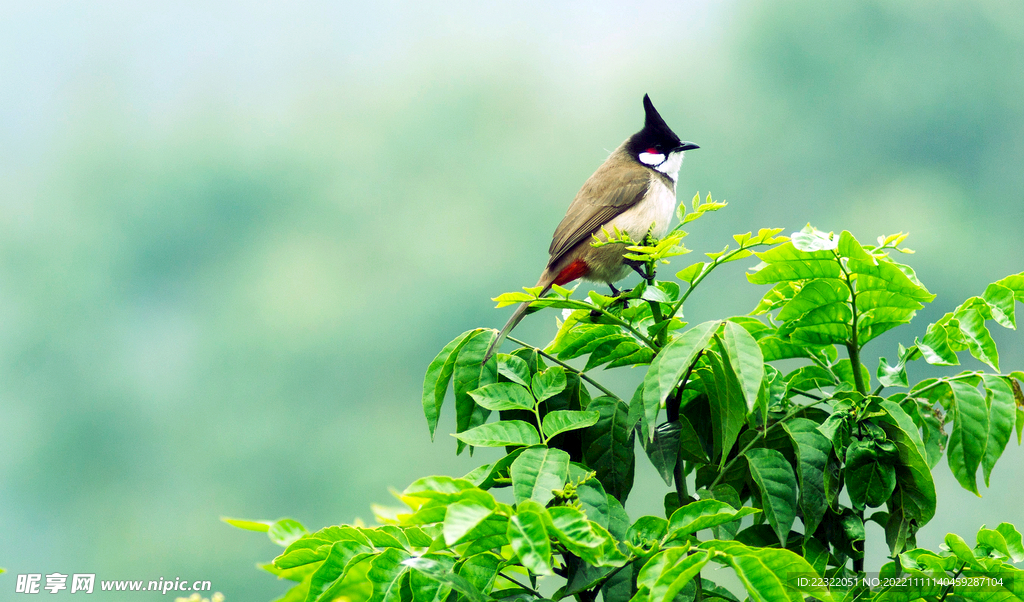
230, 194, 1024, 602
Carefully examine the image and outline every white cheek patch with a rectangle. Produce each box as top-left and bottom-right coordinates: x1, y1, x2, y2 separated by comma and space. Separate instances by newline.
654, 151, 684, 179
638, 152, 665, 166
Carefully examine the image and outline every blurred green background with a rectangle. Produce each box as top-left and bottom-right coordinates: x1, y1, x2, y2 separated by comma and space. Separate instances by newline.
2, 0, 1023, 599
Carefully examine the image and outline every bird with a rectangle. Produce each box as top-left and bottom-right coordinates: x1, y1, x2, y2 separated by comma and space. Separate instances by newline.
484, 94, 698, 362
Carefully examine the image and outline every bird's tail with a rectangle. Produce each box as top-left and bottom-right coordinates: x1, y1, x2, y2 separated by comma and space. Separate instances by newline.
483, 278, 553, 364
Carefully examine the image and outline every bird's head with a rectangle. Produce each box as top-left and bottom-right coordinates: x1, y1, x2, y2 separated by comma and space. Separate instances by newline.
627, 94, 698, 179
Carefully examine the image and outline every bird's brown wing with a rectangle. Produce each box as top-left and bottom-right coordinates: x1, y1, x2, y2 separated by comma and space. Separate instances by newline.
547, 158, 650, 269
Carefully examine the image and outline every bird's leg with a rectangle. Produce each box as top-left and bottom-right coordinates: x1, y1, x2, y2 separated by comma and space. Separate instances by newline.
608, 283, 621, 297
625, 259, 656, 283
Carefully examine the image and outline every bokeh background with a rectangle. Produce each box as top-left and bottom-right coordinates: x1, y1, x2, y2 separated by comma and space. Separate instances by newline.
2, 0, 1023, 599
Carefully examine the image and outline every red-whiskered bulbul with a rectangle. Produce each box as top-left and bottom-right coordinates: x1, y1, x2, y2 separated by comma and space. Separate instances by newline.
484, 94, 698, 361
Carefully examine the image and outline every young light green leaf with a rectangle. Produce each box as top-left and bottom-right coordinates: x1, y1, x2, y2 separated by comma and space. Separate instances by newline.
222, 517, 271, 532
269, 518, 309, 547
532, 366, 567, 402
443, 500, 493, 545
422, 330, 476, 440
509, 446, 570, 506
541, 410, 600, 439
744, 448, 798, 546
305, 541, 375, 602
676, 262, 705, 284
367, 548, 412, 602
791, 224, 837, 252
506, 510, 553, 576
404, 556, 488, 602
468, 383, 535, 411
452, 420, 541, 448
997, 523, 1024, 562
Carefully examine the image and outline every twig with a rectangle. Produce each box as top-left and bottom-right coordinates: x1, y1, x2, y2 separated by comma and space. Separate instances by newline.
506, 336, 621, 401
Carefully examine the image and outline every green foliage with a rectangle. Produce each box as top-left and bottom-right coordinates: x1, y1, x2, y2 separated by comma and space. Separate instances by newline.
233, 199, 1024, 602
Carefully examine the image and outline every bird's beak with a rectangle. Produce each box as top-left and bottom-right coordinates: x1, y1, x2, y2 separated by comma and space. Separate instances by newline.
675, 141, 700, 151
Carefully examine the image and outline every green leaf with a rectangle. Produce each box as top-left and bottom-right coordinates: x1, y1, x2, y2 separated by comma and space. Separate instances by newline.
744, 448, 797, 546
506, 509, 553, 576
981, 375, 1016, 487
468, 383, 535, 411
997, 523, 1024, 562
956, 305, 1000, 371
676, 262, 706, 284
497, 354, 533, 387
628, 515, 669, 546
701, 540, 835, 602
947, 380, 989, 495
405, 556, 489, 602
667, 500, 760, 537
423, 330, 476, 440
643, 421, 681, 486
452, 420, 541, 448
532, 366, 567, 402
647, 548, 711, 602
456, 553, 501, 598
269, 519, 309, 547
222, 517, 271, 532
677, 414, 709, 464
791, 224, 837, 252
701, 351, 747, 467
877, 356, 909, 388
747, 242, 841, 285
983, 282, 1017, 329
547, 506, 626, 566
443, 500, 493, 545
782, 418, 830, 536
582, 397, 637, 503
837, 230, 875, 262
877, 401, 937, 553
721, 320, 765, 412
367, 548, 412, 602
305, 541, 374, 602
454, 330, 498, 454
402, 476, 478, 501
509, 446, 570, 506
541, 410, 600, 439
916, 322, 960, 366
643, 321, 720, 438
845, 439, 896, 509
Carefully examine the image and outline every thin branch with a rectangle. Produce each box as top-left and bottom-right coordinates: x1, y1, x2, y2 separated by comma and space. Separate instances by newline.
506, 336, 621, 401
709, 400, 824, 490
499, 572, 543, 598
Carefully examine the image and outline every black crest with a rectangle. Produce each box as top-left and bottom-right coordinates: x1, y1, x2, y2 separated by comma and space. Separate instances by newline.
629, 94, 683, 154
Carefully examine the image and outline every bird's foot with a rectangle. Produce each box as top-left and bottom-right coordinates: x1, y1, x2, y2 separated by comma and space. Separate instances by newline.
625, 259, 656, 283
